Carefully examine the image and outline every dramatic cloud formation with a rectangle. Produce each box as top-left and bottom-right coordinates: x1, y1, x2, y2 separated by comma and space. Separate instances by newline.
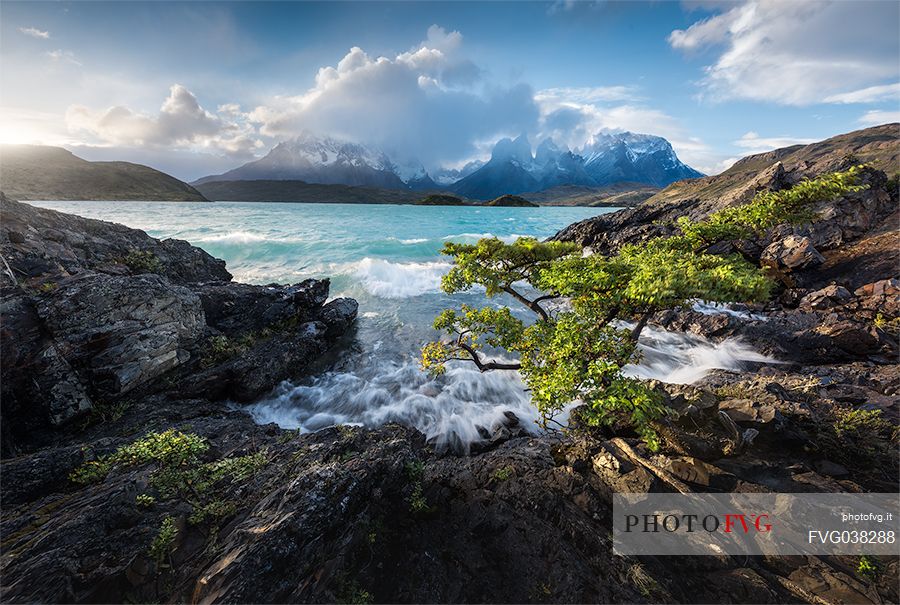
248, 25, 538, 169
669, 0, 900, 105
66, 84, 262, 157
19, 26, 49, 39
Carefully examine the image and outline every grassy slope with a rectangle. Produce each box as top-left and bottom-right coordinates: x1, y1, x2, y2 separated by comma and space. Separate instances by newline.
0, 145, 208, 201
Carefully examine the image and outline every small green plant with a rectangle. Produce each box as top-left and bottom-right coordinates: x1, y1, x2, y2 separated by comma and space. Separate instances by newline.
200, 335, 248, 368
408, 482, 428, 514
405, 459, 425, 481
149, 516, 178, 564
874, 313, 900, 335
38, 281, 57, 293
70, 429, 209, 485
123, 249, 163, 274
338, 580, 374, 605
135, 494, 156, 508
491, 466, 513, 481
857, 555, 880, 580
277, 428, 301, 444
627, 564, 661, 598
189, 499, 237, 525
834, 408, 892, 439
338, 424, 356, 439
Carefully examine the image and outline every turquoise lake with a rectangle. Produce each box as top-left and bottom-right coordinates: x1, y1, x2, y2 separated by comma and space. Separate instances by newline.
30, 201, 617, 449
30, 201, 771, 450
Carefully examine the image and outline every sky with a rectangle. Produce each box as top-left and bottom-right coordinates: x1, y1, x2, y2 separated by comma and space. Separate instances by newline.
1, 0, 898, 181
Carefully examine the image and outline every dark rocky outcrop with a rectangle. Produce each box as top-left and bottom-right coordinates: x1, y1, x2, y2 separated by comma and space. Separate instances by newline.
0, 194, 357, 456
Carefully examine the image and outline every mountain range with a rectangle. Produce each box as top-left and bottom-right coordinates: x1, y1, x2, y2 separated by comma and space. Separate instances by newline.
194, 130, 703, 200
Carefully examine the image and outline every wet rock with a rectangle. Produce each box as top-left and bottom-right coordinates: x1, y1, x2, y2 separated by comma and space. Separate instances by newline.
653, 456, 735, 489
798, 284, 853, 310
0, 194, 231, 285
318, 297, 359, 336
35, 272, 205, 399
719, 399, 776, 423
812, 459, 849, 477
854, 278, 900, 318
591, 440, 654, 493
196, 279, 331, 337
814, 317, 884, 357
761, 235, 824, 271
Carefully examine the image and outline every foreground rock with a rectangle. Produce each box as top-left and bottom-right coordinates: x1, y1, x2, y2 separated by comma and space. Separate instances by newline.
0, 194, 357, 456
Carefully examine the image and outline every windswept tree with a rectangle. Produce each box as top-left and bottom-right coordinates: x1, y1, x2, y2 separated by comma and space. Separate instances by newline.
422, 166, 867, 449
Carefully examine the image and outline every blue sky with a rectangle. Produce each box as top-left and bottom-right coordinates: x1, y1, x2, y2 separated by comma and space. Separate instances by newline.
2, 1, 898, 180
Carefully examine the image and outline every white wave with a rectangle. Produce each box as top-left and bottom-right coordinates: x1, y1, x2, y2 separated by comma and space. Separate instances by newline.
397, 237, 429, 244
246, 358, 538, 453
361, 311, 380, 318
692, 300, 767, 321
193, 230, 271, 243
624, 325, 780, 384
354, 257, 451, 298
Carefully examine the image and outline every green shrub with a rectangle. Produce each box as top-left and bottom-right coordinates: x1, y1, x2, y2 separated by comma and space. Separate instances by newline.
122, 249, 163, 274
408, 483, 428, 514
135, 494, 156, 508
423, 167, 867, 449
149, 516, 178, 564
70, 429, 208, 485
857, 555, 880, 580
491, 466, 513, 481
833, 408, 892, 439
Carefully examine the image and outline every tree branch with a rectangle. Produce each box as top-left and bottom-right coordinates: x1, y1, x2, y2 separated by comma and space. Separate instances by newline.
502, 285, 549, 321
629, 311, 652, 343
457, 341, 521, 372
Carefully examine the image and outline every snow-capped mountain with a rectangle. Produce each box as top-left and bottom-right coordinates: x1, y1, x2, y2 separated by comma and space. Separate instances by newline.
449, 131, 703, 199
194, 132, 422, 189
195, 130, 702, 197
578, 131, 703, 187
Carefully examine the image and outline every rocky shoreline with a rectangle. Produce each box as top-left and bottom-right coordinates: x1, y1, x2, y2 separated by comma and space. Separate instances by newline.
1, 142, 899, 605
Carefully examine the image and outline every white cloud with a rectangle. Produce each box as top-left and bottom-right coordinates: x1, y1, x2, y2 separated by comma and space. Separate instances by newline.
46, 50, 82, 67
670, 0, 900, 105
535, 86, 641, 105
824, 83, 900, 105
858, 110, 900, 126
247, 26, 538, 169
734, 131, 817, 154
66, 84, 262, 157
19, 27, 50, 39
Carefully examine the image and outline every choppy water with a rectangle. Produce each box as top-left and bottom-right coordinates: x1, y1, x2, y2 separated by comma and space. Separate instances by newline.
31, 200, 775, 449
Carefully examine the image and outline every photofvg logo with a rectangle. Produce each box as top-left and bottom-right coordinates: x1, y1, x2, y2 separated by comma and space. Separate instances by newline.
613, 493, 898, 556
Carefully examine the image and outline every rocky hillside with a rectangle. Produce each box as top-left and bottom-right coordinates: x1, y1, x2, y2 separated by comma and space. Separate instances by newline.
523, 183, 658, 207
0, 145, 208, 201
1, 161, 898, 604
